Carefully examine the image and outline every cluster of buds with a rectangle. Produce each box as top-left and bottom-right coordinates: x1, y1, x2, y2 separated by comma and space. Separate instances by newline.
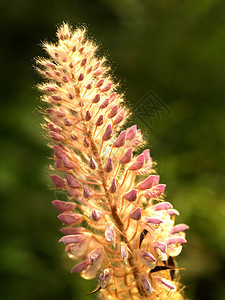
36, 23, 188, 299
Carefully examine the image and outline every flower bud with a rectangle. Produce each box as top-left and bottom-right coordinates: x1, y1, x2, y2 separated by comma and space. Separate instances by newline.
171, 224, 189, 234
52, 200, 76, 212
152, 241, 167, 253
80, 58, 87, 67
61, 155, 76, 169
167, 208, 180, 216
139, 250, 156, 269
66, 174, 82, 189
109, 178, 117, 193
92, 209, 103, 221
88, 246, 104, 271
102, 124, 112, 141
78, 46, 85, 53
110, 92, 117, 102
85, 110, 91, 121
58, 213, 82, 225
142, 149, 150, 163
59, 234, 86, 245
86, 81, 93, 89
119, 148, 132, 164
105, 223, 116, 246
136, 175, 156, 190
129, 207, 142, 220
120, 243, 128, 264
113, 130, 126, 148
48, 123, 62, 133
78, 73, 84, 81
101, 82, 113, 92
90, 156, 97, 169
60, 227, 85, 235
128, 154, 145, 171
83, 137, 90, 147
51, 95, 62, 101
152, 201, 172, 211
92, 93, 100, 103
50, 131, 65, 141
99, 98, 109, 109
71, 259, 90, 273
62, 76, 69, 83
165, 237, 187, 245
108, 105, 118, 118
143, 184, 166, 199
104, 157, 113, 173
51, 175, 67, 188
64, 117, 72, 126
142, 274, 153, 295
83, 186, 93, 198
98, 269, 112, 289
53, 145, 66, 158
96, 115, 104, 126
87, 65, 93, 74
96, 79, 104, 88
123, 189, 137, 202
145, 217, 163, 225
93, 61, 101, 70
93, 67, 103, 76
71, 133, 78, 140
113, 109, 124, 125
157, 278, 176, 291
126, 125, 137, 140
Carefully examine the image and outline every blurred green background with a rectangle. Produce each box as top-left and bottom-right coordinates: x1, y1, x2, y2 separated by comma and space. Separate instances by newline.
1, 0, 225, 299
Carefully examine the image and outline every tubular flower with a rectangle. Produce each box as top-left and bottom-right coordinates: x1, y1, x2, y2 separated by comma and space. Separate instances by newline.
36, 23, 188, 299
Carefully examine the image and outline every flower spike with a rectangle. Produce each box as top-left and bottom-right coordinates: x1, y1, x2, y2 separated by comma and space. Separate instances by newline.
36, 23, 188, 300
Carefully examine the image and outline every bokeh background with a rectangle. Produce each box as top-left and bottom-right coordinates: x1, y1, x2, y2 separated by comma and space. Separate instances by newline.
1, 0, 225, 299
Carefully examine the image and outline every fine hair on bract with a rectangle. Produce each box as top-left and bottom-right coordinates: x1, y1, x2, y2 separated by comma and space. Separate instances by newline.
36, 23, 188, 299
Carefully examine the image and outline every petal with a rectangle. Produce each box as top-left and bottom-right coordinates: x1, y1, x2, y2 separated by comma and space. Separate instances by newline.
58, 213, 82, 225
71, 259, 90, 273
126, 125, 137, 140
166, 237, 187, 245
152, 241, 167, 253
145, 217, 163, 224
157, 278, 176, 291
98, 269, 112, 289
136, 175, 156, 190
171, 224, 189, 234
142, 274, 153, 295
143, 184, 166, 199
59, 234, 86, 245
152, 201, 173, 211
113, 130, 126, 148
167, 208, 180, 216
113, 109, 124, 125
139, 250, 156, 269
52, 200, 76, 212
128, 154, 145, 171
